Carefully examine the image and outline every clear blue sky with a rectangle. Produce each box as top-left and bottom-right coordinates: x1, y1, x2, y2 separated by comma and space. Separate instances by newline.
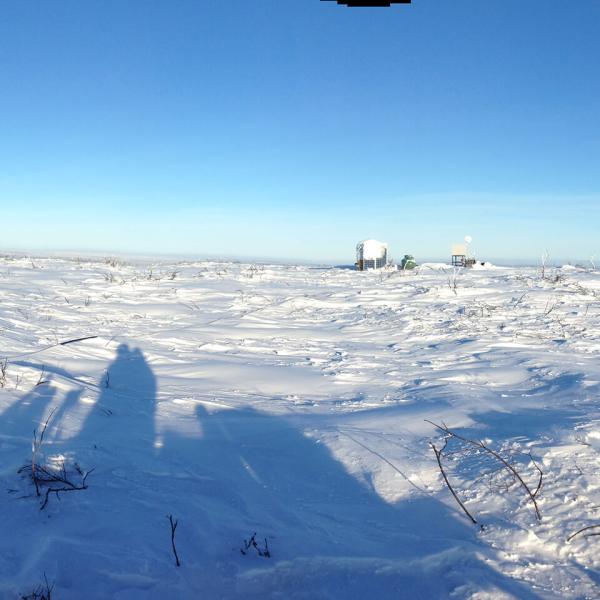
1, 0, 599, 263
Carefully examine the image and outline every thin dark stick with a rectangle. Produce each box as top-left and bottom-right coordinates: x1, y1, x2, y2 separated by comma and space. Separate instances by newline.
59, 335, 98, 346
567, 524, 600, 542
44, 572, 54, 599
36, 366, 47, 386
430, 442, 478, 525
32, 408, 56, 496
528, 453, 543, 498
37, 408, 56, 447
168, 514, 181, 567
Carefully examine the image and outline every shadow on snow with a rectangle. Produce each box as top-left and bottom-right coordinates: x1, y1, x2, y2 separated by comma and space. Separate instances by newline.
0, 344, 545, 599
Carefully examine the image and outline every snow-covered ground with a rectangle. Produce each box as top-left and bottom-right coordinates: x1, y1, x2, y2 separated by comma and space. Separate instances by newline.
1, 255, 599, 599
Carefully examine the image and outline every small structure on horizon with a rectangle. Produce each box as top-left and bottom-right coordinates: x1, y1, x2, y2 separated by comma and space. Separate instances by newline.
452, 235, 478, 267
356, 239, 388, 270
451, 243, 468, 267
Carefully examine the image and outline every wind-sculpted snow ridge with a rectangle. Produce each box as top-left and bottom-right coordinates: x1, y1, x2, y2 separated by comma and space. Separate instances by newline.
0, 255, 599, 598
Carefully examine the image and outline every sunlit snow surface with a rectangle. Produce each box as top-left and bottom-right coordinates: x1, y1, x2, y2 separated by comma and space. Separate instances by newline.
1, 256, 599, 599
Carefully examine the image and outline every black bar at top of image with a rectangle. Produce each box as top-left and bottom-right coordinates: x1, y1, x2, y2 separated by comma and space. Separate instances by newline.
321, 0, 411, 6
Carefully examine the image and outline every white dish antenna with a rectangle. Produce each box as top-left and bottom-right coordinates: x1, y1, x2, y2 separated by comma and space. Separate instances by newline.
464, 235, 472, 244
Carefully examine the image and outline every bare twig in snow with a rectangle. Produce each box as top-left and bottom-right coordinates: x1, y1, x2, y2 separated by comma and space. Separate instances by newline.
528, 453, 543, 498
36, 367, 48, 386
241, 532, 271, 558
426, 420, 542, 520
543, 299, 556, 316
39, 465, 95, 510
19, 409, 94, 508
168, 514, 181, 566
59, 335, 98, 346
31, 409, 56, 496
21, 573, 54, 600
567, 524, 600, 542
430, 441, 478, 525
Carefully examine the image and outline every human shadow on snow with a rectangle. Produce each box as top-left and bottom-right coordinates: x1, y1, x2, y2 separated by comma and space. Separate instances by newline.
0, 383, 57, 437
1, 346, 545, 598
71, 343, 157, 464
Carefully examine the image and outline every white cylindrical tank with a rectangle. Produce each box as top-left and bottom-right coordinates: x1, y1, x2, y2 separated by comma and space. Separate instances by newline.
356, 239, 388, 270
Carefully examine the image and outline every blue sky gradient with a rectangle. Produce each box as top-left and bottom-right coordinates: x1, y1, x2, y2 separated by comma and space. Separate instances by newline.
1, 0, 599, 263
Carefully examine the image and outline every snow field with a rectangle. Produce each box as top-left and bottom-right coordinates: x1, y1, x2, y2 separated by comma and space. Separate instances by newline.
1, 256, 599, 598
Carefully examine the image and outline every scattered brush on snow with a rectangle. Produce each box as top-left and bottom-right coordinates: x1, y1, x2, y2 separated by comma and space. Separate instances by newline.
18, 409, 94, 510
104, 256, 122, 268
244, 264, 264, 279
240, 533, 271, 558
443, 267, 460, 295
167, 514, 181, 567
546, 272, 566, 284
427, 420, 543, 525
20, 574, 54, 600
539, 251, 567, 284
